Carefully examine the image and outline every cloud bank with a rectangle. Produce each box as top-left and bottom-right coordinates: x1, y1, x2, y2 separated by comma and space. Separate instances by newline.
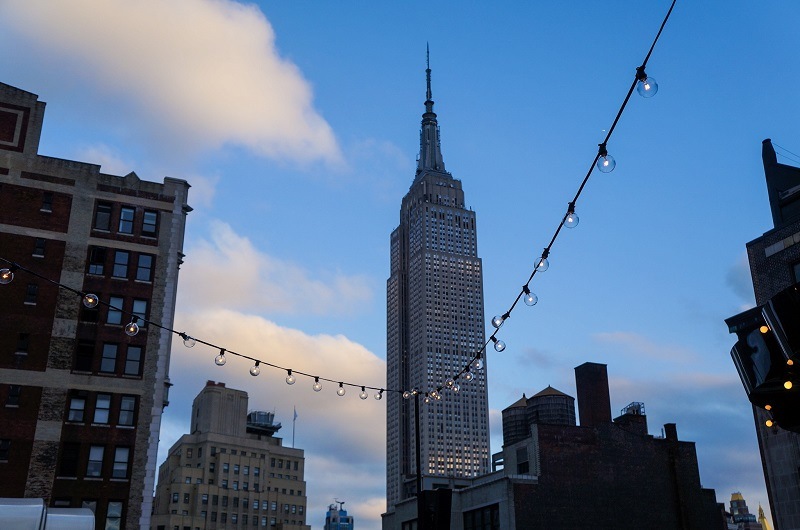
0, 0, 341, 165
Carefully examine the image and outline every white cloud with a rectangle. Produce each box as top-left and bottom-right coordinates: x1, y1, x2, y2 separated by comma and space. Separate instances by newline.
74, 144, 133, 177
0, 0, 341, 165
183, 173, 219, 209
180, 221, 373, 315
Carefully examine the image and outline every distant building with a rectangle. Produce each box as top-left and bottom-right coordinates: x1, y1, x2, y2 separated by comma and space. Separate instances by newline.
324, 501, 353, 530
0, 81, 190, 530
150, 381, 310, 530
725, 139, 800, 529
728, 492, 763, 530
383, 362, 724, 530
385, 53, 489, 512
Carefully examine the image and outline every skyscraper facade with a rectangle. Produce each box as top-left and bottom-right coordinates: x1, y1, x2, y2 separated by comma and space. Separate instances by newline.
0, 81, 190, 530
385, 57, 489, 511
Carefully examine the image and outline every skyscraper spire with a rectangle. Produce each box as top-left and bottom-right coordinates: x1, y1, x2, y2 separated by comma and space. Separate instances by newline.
417, 45, 446, 177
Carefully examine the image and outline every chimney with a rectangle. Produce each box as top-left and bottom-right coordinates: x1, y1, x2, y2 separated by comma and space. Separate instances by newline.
574, 362, 612, 427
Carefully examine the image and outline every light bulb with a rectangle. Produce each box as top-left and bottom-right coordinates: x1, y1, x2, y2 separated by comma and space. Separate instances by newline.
182, 335, 196, 348
0, 268, 15, 284
430, 390, 440, 400
375, 390, 384, 400
636, 76, 658, 98
464, 371, 474, 382
494, 339, 506, 352
412, 387, 420, 395
337, 383, 346, 397
215, 351, 227, 366
359, 387, 369, 400
596, 154, 616, 173
423, 395, 432, 404
785, 380, 793, 390
286, 370, 296, 385
765, 404, 772, 411
249, 362, 261, 377
471, 357, 484, 371
788, 359, 795, 366
523, 287, 538, 306
445, 378, 455, 389
82, 293, 99, 308
491, 315, 504, 329
536, 257, 550, 272
564, 211, 579, 228
451, 383, 460, 393
313, 378, 322, 392
124, 320, 139, 337
765, 419, 775, 428
402, 390, 411, 399
760, 325, 770, 334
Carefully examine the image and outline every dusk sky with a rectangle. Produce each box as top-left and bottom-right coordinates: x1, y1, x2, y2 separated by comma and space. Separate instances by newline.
2, 1, 800, 528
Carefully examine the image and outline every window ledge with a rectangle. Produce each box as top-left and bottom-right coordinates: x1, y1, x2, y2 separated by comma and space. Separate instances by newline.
55, 476, 77, 480
14, 351, 28, 356
90, 423, 110, 428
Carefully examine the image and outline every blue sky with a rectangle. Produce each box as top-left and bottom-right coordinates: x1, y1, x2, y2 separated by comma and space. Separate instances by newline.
3, 1, 800, 528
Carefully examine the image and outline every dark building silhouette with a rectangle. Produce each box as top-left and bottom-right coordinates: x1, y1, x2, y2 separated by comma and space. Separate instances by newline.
729, 492, 763, 530
725, 139, 800, 530
383, 362, 724, 530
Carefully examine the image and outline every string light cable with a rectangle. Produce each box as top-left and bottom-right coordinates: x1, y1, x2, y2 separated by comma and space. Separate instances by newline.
0, 0, 678, 403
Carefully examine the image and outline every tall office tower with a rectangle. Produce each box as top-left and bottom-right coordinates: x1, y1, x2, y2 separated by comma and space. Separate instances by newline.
0, 82, 190, 530
324, 501, 353, 530
726, 139, 800, 530
151, 381, 310, 530
386, 56, 489, 511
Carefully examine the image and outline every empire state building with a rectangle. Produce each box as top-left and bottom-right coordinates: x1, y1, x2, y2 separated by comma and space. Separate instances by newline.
386, 56, 490, 510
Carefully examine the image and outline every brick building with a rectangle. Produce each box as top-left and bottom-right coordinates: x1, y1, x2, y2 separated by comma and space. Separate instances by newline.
383, 362, 724, 530
0, 81, 190, 529
151, 381, 310, 530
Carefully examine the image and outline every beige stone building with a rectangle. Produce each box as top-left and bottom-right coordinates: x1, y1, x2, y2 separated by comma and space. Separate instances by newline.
151, 381, 310, 530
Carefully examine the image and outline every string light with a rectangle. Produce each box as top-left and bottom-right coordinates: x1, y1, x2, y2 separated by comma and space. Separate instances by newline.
82, 293, 99, 308
0, 0, 677, 407
286, 369, 296, 385
360, 387, 369, 400
471, 356, 484, 371
124, 317, 140, 337
491, 315, 504, 329
215, 349, 227, 366
0, 264, 17, 284
249, 361, 261, 377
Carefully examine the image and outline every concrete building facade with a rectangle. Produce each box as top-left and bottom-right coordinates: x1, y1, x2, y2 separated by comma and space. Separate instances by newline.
151, 381, 309, 530
0, 82, 190, 530
385, 57, 489, 511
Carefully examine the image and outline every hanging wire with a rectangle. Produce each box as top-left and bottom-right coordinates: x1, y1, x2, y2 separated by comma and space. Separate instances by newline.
0, 0, 677, 402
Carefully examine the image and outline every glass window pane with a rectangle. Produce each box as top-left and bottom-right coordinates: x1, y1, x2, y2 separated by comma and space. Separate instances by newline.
125, 347, 142, 376
94, 394, 111, 423
119, 396, 136, 426
100, 344, 117, 373
112, 251, 129, 278
94, 203, 111, 230
107, 297, 123, 325
119, 207, 135, 234
142, 211, 158, 237
87, 446, 104, 477
136, 254, 153, 282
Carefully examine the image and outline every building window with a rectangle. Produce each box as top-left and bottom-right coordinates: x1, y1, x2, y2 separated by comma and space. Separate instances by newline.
223, 463, 229, 473
6, 385, 21, 407
100, 344, 118, 373
112, 447, 129, 479
222, 479, 228, 489
105, 502, 123, 530
142, 211, 158, 237
15, 333, 29, 355
132, 299, 148, 327
112, 251, 129, 278
210, 462, 216, 473
463, 503, 499, 530
233, 481, 239, 490
202, 494, 209, 505
107, 297, 124, 325
87, 445, 104, 477
119, 207, 135, 234
183, 493, 190, 504
211, 512, 217, 522
94, 203, 112, 230
33, 238, 46, 258
136, 254, 154, 282
41, 191, 53, 212
119, 395, 136, 426
67, 395, 85, 421
253, 467, 259, 477
93, 394, 111, 424
234, 464, 240, 475
172, 493, 179, 503
0, 439, 9, 461
58, 443, 80, 476
24, 283, 38, 304
88, 247, 106, 275
125, 346, 142, 376
232, 514, 238, 524
243, 482, 249, 491
221, 513, 227, 524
